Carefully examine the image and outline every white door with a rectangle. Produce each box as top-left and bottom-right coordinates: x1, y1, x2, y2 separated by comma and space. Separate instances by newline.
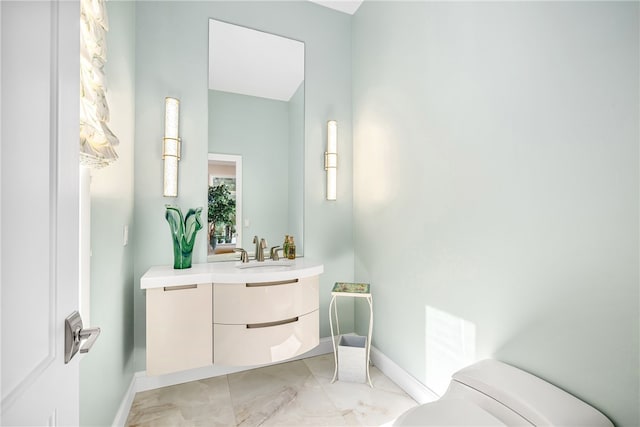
1, 0, 81, 425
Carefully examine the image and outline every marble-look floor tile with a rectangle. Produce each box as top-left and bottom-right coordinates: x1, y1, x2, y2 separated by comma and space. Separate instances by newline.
227, 360, 310, 425
303, 352, 336, 380
126, 402, 183, 427
126, 375, 235, 427
304, 353, 416, 396
126, 354, 418, 426
228, 360, 347, 426
260, 373, 348, 426
228, 360, 312, 399
305, 354, 417, 427
318, 379, 417, 427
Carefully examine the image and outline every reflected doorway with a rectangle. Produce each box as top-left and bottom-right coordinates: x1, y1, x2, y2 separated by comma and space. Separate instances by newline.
208, 153, 242, 260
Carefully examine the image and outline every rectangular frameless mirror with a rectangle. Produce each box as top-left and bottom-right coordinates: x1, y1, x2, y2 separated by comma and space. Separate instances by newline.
208, 19, 304, 262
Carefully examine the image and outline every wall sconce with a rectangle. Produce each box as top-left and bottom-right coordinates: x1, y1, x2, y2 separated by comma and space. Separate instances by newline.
325, 120, 338, 200
163, 97, 181, 197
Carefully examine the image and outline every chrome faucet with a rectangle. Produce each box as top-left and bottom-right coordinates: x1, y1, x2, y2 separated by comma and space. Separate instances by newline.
234, 248, 249, 263
270, 246, 284, 261
253, 236, 267, 262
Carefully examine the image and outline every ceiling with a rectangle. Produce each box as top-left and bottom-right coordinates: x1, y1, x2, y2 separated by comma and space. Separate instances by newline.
309, 0, 363, 15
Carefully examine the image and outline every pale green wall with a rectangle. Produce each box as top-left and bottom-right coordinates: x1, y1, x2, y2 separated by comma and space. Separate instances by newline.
134, 1, 354, 371
209, 90, 290, 250
352, 2, 639, 426
79, 1, 136, 425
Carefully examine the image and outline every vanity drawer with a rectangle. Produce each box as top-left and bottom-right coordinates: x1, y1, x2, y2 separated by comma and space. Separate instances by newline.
213, 276, 318, 324
214, 309, 319, 366
146, 284, 213, 376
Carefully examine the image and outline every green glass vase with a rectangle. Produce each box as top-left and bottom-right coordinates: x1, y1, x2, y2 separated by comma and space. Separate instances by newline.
165, 205, 203, 269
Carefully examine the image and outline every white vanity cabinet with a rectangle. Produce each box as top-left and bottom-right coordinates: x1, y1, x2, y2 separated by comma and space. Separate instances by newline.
213, 276, 319, 365
141, 260, 323, 376
146, 284, 213, 376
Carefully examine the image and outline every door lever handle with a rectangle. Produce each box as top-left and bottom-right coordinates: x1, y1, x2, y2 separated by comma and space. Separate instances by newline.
64, 311, 101, 363
79, 327, 101, 354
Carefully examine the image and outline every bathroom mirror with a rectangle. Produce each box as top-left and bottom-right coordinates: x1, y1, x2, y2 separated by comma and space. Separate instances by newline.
208, 19, 304, 261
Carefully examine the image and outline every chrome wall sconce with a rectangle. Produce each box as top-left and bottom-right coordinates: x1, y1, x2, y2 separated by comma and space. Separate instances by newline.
163, 97, 180, 197
325, 120, 338, 201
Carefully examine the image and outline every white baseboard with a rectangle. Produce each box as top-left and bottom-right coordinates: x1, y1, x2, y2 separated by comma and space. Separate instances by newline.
111, 337, 436, 426
370, 345, 438, 404
111, 374, 137, 427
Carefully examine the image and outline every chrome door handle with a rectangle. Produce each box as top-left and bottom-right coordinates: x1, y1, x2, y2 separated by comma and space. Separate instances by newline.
64, 311, 101, 363
79, 327, 101, 354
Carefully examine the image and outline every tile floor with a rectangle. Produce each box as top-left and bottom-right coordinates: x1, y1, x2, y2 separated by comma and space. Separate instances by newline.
126, 353, 418, 426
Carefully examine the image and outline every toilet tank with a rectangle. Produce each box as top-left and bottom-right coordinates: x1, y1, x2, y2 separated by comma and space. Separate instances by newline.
449, 360, 613, 427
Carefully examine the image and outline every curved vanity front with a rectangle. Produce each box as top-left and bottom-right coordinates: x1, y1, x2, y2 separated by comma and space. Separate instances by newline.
141, 259, 323, 376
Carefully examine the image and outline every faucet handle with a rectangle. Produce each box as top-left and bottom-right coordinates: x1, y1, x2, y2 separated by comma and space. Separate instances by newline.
234, 248, 249, 263
253, 235, 258, 244
260, 238, 267, 249
270, 246, 283, 261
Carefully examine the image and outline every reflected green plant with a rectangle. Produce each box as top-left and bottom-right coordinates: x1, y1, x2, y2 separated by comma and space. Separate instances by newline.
165, 205, 203, 269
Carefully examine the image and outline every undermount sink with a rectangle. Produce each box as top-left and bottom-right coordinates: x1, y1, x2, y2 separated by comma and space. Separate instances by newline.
235, 259, 295, 269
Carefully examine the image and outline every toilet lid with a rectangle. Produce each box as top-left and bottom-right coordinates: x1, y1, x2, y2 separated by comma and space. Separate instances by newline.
394, 398, 507, 426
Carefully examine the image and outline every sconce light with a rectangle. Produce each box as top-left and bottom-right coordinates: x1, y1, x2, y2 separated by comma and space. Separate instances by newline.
325, 120, 338, 201
163, 97, 180, 197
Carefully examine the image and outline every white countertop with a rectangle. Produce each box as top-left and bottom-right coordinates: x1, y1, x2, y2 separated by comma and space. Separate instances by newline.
140, 258, 324, 289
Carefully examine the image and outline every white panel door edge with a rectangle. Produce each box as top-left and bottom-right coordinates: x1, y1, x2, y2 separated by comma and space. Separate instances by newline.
1, 0, 81, 425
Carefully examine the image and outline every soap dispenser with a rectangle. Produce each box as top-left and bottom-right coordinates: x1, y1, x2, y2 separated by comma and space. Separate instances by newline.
287, 236, 296, 260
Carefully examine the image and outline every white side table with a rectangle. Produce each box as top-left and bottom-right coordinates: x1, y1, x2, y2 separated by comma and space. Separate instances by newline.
329, 282, 373, 387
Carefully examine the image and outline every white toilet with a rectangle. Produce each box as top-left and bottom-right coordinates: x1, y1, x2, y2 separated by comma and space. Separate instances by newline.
394, 359, 613, 426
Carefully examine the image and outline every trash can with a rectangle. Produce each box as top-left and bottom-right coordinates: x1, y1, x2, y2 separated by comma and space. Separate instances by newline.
338, 335, 367, 383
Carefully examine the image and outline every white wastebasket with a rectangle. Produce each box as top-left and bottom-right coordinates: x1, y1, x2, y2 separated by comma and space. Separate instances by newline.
338, 335, 367, 383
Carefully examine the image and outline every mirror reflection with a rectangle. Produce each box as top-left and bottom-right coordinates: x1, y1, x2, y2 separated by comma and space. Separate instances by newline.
208, 154, 242, 258
208, 19, 305, 261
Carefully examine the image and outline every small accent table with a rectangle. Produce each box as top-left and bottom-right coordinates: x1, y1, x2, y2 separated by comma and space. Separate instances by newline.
329, 282, 373, 387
